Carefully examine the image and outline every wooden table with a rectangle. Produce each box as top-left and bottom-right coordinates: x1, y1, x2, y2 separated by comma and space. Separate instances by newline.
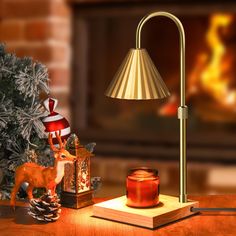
0, 195, 236, 236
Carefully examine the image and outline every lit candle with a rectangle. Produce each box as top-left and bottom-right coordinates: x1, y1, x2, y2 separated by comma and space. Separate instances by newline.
126, 167, 160, 208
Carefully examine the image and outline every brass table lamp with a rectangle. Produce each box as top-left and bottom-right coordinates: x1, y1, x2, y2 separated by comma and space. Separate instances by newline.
106, 11, 188, 203
93, 11, 199, 228
93, 11, 236, 227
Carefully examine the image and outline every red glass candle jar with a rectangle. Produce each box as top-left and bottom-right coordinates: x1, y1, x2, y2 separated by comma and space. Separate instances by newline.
126, 167, 160, 208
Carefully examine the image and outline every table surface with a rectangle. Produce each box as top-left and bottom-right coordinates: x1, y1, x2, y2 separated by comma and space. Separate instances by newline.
0, 195, 236, 236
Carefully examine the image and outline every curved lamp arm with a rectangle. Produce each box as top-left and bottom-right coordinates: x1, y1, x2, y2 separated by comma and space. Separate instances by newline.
136, 12, 188, 203
136, 11, 186, 106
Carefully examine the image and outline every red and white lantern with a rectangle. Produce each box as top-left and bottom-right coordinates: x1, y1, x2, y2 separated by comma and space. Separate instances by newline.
42, 98, 71, 142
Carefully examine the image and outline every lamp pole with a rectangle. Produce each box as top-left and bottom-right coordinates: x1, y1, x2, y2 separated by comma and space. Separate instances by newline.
136, 12, 188, 203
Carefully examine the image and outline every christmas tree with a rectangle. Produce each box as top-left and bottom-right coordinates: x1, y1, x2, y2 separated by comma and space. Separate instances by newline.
0, 44, 52, 200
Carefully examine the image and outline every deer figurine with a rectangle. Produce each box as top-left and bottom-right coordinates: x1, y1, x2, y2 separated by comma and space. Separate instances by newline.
10, 131, 76, 208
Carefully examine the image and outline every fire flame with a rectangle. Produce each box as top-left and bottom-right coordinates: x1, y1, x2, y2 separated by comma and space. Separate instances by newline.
159, 14, 235, 117
189, 14, 235, 107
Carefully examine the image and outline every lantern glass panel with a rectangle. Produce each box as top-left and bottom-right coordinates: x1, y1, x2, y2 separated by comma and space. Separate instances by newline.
63, 158, 90, 193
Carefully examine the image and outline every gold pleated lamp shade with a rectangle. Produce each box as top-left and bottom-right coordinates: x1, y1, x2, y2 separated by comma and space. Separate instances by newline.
105, 49, 170, 100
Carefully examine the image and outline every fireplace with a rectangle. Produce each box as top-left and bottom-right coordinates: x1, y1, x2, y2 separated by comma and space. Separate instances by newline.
71, 1, 236, 163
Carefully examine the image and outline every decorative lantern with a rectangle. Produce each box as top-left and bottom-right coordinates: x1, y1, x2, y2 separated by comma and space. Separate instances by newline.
61, 134, 95, 209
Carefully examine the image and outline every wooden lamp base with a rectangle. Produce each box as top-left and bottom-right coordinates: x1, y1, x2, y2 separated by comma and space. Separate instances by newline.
93, 194, 199, 228
61, 190, 93, 209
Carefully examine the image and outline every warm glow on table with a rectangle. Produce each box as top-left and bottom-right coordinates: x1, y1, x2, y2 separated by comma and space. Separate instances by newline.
1, 196, 236, 235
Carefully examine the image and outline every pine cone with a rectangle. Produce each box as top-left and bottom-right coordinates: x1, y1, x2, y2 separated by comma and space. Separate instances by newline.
28, 192, 61, 222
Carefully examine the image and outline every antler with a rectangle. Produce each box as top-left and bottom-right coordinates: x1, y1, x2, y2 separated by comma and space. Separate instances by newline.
55, 130, 66, 149
48, 133, 59, 152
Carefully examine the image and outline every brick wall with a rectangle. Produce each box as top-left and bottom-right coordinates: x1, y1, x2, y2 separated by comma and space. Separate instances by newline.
0, 0, 72, 119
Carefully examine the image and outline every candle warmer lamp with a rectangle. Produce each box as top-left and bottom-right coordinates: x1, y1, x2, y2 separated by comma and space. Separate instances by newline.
93, 11, 199, 228
93, 11, 236, 229
106, 11, 188, 204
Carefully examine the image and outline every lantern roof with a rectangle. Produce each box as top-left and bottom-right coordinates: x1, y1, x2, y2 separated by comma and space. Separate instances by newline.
76, 145, 94, 159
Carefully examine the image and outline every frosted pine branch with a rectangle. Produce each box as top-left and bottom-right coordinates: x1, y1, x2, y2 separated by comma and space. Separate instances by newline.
0, 43, 51, 199
16, 103, 47, 141
15, 63, 49, 99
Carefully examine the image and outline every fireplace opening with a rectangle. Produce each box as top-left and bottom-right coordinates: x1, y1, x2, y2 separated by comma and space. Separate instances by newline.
70, 2, 236, 197
72, 3, 236, 162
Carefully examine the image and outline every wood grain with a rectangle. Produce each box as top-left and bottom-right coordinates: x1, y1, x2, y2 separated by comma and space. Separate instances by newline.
93, 195, 198, 228
0, 195, 236, 236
